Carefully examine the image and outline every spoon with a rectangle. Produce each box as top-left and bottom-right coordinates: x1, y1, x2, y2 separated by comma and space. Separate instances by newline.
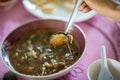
98, 46, 114, 80
3, 71, 18, 80
50, 0, 83, 47
65, 0, 83, 34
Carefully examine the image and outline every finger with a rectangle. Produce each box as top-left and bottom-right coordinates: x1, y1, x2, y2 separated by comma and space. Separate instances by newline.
79, 2, 87, 11
82, 6, 92, 13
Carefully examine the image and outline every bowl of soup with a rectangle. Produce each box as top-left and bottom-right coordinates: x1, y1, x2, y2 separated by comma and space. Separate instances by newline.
0, 19, 86, 80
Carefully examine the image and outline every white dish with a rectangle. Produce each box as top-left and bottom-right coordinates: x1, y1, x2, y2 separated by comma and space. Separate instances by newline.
23, 0, 96, 22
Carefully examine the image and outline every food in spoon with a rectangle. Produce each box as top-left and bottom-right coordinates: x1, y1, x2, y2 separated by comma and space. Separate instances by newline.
6, 30, 80, 76
50, 33, 73, 47
50, 34, 68, 47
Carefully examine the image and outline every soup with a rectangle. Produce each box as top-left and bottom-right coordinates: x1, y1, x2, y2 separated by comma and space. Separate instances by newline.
7, 30, 80, 76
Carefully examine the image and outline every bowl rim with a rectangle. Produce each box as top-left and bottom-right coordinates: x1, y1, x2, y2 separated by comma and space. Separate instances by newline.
0, 19, 86, 78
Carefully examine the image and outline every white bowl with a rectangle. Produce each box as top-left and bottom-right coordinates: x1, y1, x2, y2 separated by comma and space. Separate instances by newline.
87, 59, 120, 80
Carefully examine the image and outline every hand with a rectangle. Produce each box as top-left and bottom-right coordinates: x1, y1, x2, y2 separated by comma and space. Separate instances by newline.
73, 0, 91, 13
73, 0, 120, 21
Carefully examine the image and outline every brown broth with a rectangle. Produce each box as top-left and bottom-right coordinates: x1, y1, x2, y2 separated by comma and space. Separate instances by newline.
7, 30, 80, 76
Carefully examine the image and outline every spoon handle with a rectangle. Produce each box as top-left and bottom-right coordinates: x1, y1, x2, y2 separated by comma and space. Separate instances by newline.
65, 0, 83, 34
101, 46, 108, 69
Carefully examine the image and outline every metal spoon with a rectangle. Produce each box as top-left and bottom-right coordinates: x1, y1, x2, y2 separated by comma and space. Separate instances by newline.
3, 71, 18, 80
98, 46, 114, 80
65, 0, 83, 34
50, 0, 83, 45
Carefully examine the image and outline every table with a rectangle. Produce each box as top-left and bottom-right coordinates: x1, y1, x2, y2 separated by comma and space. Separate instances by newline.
0, 0, 120, 80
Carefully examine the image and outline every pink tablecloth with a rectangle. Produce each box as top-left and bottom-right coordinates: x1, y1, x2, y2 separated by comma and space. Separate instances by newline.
0, 0, 120, 80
